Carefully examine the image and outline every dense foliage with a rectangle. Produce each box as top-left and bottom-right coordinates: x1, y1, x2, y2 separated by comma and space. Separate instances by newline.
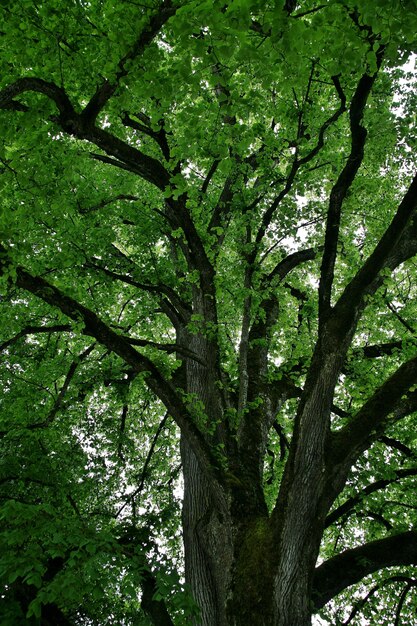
1, 1, 417, 624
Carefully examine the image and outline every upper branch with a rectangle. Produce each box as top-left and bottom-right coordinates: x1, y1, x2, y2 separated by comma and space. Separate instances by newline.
253, 76, 347, 250
125, 336, 205, 365
318, 52, 383, 324
86, 258, 190, 321
84, 126, 171, 189
0, 77, 75, 118
312, 531, 417, 610
334, 170, 417, 327
237, 247, 319, 477
78, 193, 139, 215
342, 576, 417, 626
81, 0, 177, 124
243, 247, 319, 407
353, 340, 405, 359
264, 246, 319, 286
121, 112, 171, 160
28, 344, 95, 430
0, 79, 172, 190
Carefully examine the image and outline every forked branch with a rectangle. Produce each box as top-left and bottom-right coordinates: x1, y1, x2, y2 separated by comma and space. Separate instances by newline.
319, 50, 384, 324
0, 253, 223, 486
331, 352, 417, 469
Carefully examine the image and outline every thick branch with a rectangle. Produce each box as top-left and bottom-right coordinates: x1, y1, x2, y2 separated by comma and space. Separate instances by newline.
0, 77, 75, 118
85, 126, 171, 189
353, 340, 404, 359
332, 352, 417, 466
246, 247, 319, 391
118, 526, 176, 626
141, 566, 176, 626
312, 531, 417, 610
5, 262, 222, 485
242, 248, 318, 419
0, 78, 219, 307
334, 170, 417, 325
165, 196, 217, 299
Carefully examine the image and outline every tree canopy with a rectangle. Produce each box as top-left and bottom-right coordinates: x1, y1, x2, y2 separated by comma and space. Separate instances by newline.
1, 1, 417, 625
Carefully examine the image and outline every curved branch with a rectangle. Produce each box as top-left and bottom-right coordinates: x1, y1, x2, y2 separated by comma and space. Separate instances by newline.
121, 112, 170, 160
0, 79, 171, 190
394, 580, 414, 626
264, 246, 319, 286
325, 466, 417, 528
0, 77, 75, 118
312, 530, 417, 610
342, 575, 416, 626
0, 323, 71, 352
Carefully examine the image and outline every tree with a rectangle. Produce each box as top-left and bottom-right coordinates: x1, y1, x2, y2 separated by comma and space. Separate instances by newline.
1, 0, 417, 624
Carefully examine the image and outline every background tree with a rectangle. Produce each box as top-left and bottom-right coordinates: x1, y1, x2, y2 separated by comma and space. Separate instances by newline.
1, 1, 417, 625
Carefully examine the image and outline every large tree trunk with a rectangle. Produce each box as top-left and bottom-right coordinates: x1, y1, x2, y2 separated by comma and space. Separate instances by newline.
182, 468, 319, 626
181, 441, 233, 626
181, 455, 281, 626
179, 303, 335, 626
180, 318, 234, 626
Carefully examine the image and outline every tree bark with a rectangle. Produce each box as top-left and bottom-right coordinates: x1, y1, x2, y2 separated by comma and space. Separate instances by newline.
180, 321, 234, 626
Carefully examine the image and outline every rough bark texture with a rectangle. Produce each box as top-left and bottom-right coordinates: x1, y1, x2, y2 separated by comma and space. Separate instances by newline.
3, 11, 417, 625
